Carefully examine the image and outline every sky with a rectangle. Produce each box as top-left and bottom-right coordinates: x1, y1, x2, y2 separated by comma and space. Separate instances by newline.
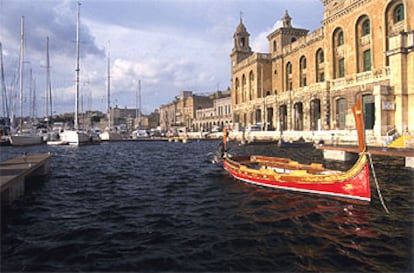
0, 0, 324, 117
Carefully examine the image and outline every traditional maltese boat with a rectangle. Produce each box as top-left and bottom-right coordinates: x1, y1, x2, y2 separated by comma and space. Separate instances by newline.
222, 97, 370, 202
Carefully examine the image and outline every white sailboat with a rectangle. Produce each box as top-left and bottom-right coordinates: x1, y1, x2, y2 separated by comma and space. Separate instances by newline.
130, 80, 149, 140
59, 2, 91, 145
99, 41, 123, 141
10, 16, 43, 146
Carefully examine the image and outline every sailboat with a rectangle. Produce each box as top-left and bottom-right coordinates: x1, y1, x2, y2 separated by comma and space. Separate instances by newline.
99, 41, 123, 141
58, 2, 91, 145
130, 80, 148, 140
9, 16, 43, 146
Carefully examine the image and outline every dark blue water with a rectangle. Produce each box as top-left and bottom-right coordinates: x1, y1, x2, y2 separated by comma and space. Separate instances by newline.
1, 141, 413, 272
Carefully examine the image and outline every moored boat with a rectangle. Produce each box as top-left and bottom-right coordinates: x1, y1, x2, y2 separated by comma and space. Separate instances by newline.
278, 138, 314, 148
221, 97, 371, 202
59, 129, 91, 146
9, 134, 43, 146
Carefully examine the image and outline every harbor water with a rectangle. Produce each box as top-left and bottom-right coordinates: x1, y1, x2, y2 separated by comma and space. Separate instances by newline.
1, 140, 413, 272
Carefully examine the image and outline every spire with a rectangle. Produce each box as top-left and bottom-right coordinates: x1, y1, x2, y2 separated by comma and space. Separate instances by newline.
282, 10, 292, 28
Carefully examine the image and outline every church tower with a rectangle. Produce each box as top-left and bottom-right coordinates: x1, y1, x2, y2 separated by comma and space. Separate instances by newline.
230, 17, 253, 67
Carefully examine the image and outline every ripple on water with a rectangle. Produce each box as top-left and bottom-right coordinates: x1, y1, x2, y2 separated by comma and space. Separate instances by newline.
1, 141, 413, 272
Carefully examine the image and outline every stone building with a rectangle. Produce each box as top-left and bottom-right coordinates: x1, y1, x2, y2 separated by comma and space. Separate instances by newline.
105, 106, 148, 131
193, 90, 232, 132
159, 91, 213, 133
231, 0, 413, 137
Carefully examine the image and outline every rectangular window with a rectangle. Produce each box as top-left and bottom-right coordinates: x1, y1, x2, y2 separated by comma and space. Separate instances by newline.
363, 50, 371, 71
339, 58, 345, 78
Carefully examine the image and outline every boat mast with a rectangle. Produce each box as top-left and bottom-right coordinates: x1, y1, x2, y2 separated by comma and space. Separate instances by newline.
107, 40, 111, 129
0, 42, 9, 118
74, 2, 81, 130
45, 36, 51, 125
138, 79, 141, 129
19, 16, 24, 131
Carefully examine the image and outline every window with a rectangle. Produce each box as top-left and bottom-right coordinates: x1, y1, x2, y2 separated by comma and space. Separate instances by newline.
273, 41, 277, 52
320, 72, 325, 82
291, 37, 297, 43
319, 50, 324, 63
394, 4, 405, 22
338, 31, 344, 45
286, 62, 293, 91
287, 62, 292, 74
362, 20, 370, 35
363, 49, 371, 71
240, 37, 245, 47
301, 57, 307, 69
339, 58, 345, 77
299, 56, 307, 87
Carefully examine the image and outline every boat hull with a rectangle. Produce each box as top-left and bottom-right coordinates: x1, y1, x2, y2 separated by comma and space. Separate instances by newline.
99, 131, 124, 141
223, 155, 370, 202
10, 135, 43, 146
60, 130, 91, 145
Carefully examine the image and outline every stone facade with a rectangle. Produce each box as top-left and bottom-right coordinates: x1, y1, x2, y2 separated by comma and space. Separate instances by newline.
231, 0, 413, 137
193, 91, 232, 132
159, 90, 232, 133
159, 91, 214, 132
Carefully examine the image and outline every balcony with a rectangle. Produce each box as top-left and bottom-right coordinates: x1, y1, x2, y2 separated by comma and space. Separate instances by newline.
330, 67, 390, 90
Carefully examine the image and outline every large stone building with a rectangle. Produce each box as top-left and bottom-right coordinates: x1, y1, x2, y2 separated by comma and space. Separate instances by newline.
231, 0, 413, 138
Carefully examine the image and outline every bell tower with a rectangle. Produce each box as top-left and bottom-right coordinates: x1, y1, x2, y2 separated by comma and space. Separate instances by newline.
231, 16, 253, 66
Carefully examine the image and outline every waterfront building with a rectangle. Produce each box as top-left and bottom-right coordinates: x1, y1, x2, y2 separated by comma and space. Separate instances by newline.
193, 90, 232, 132
231, 0, 413, 139
106, 105, 149, 131
159, 91, 215, 133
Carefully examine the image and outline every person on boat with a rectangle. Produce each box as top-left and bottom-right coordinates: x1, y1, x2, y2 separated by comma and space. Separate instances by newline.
217, 141, 226, 158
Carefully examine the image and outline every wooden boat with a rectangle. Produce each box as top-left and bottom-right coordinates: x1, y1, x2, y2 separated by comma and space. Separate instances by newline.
222, 97, 370, 202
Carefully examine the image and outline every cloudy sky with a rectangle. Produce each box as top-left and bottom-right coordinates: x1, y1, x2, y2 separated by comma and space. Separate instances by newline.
1, 0, 323, 117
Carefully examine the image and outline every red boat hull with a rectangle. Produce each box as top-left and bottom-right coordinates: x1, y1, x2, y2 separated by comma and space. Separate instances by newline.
223, 160, 371, 202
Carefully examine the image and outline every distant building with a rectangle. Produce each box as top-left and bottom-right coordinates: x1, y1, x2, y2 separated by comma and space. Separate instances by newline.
230, 0, 413, 136
159, 91, 214, 132
193, 90, 232, 132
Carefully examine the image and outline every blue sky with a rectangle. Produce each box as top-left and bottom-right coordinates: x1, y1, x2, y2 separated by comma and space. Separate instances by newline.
0, 0, 323, 116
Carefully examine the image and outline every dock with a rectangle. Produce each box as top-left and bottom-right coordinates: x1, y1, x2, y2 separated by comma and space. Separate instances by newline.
317, 145, 414, 168
1, 153, 52, 206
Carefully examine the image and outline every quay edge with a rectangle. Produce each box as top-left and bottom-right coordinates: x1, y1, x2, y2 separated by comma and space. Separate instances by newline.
0, 153, 52, 206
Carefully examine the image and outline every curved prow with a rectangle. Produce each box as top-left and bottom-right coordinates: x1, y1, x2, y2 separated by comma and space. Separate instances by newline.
353, 96, 366, 153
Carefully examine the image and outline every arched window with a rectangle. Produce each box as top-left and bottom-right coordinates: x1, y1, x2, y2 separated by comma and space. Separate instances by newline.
248, 71, 254, 101
241, 74, 246, 102
291, 37, 297, 43
299, 56, 307, 87
338, 31, 344, 45
356, 15, 371, 72
333, 28, 345, 78
234, 78, 240, 104
286, 62, 293, 91
394, 3, 405, 22
362, 19, 370, 36
316, 48, 325, 83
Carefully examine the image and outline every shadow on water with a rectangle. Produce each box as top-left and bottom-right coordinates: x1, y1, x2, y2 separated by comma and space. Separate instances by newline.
1, 141, 413, 272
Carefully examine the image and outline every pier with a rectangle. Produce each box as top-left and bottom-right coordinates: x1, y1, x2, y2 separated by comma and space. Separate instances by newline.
317, 145, 414, 168
0, 153, 52, 206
